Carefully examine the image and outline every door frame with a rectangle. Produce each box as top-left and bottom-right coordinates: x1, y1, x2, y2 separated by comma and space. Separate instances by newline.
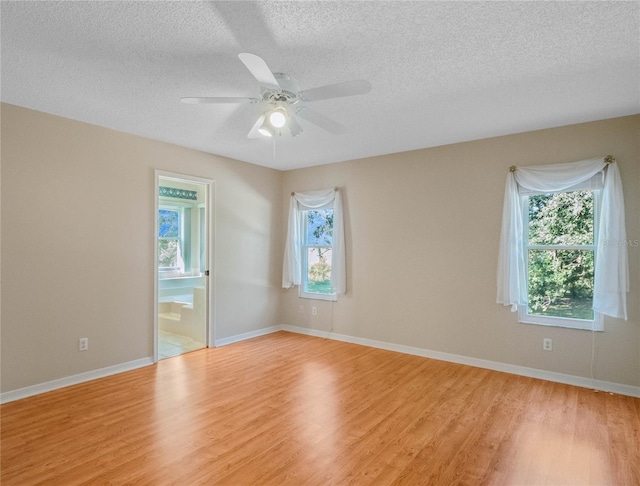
153, 170, 216, 362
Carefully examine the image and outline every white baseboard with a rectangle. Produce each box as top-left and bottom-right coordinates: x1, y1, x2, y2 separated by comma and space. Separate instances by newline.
214, 325, 281, 347
1, 326, 280, 404
0, 357, 154, 404
4, 325, 638, 403
279, 325, 640, 398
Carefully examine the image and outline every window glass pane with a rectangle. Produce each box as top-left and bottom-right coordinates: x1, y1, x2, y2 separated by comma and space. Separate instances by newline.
528, 191, 594, 245
158, 239, 179, 268
158, 209, 180, 238
305, 247, 332, 294
306, 209, 334, 246
527, 249, 594, 320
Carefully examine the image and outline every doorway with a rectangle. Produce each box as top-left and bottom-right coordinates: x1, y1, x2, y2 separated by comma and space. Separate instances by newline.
154, 171, 214, 361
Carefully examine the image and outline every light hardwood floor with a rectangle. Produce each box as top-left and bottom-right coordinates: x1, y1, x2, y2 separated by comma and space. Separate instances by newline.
2, 331, 639, 485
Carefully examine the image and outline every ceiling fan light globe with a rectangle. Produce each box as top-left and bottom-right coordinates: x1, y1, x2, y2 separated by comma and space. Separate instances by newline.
258, 124, 273, 137
269, 110, 287, 128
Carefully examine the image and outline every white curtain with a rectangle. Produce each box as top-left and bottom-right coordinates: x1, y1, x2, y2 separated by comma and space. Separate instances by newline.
282, 188, 346, 295
497, 157, 628, 320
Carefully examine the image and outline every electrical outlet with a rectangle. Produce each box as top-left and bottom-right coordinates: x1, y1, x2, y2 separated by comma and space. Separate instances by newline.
311, 307, 317, 316
79, 337, 88, 352
298, 305, 304, 314
543, 338, 552, 351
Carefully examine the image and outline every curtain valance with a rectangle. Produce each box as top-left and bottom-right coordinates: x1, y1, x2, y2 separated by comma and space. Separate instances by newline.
283, 188, 346, 295
497, 157, 628, 320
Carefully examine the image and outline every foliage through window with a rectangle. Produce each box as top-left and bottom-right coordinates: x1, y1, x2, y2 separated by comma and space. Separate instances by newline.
524, 190, 597, 325
158, 209, 181, 269
302, 209, 335, 298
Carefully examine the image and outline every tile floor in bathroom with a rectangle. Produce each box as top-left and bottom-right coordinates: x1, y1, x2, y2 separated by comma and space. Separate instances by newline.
158, 330, 206, 359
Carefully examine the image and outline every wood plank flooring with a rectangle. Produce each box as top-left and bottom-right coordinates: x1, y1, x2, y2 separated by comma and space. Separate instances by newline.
2, 331, 639, 485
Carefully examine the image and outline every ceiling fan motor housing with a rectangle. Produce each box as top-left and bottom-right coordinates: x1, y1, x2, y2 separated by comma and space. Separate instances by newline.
261, 73, 300, 105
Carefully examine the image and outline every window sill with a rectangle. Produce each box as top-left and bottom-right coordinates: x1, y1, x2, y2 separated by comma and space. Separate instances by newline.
518, 308, 603, 331
299, 291, 337, 302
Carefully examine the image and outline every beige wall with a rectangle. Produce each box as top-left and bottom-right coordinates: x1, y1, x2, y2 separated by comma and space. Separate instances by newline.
1, 104, 283, 392
2, 104, 638, 394
281, 115, 640, 387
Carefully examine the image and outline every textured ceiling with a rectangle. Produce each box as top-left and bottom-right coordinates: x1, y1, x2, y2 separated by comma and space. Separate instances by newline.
2, 1, 639, 170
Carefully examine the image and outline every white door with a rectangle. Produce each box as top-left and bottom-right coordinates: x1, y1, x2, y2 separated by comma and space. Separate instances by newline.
154, 171, 214, 361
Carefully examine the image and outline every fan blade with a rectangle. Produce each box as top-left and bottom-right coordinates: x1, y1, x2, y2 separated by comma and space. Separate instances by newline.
296, 107, 347, 135
181, 97, 258, 104
299, 80, 371, 102
238, 53, 281, 90
247, 114, 266, 139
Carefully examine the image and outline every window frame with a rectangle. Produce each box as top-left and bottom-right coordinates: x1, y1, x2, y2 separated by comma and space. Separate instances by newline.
299, 208, 337, 302
518, 189, 603, 331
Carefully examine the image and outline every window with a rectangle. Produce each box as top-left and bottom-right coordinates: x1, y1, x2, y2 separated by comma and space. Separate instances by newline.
520, 189, 601, 329
301, 208, 336, 300
158, 208, 183, 272
283, 187, 345, 297
497, 157, 628, 324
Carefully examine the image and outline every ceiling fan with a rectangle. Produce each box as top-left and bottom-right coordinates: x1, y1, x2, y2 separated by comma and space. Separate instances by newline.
181, 53, 372, 139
